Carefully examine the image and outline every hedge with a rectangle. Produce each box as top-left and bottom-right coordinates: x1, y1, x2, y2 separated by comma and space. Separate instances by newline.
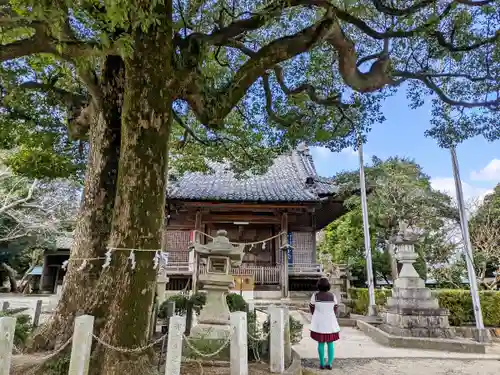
349, 288, 500, 327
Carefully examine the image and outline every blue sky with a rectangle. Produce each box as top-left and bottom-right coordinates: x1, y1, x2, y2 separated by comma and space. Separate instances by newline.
310, 89, 500, 201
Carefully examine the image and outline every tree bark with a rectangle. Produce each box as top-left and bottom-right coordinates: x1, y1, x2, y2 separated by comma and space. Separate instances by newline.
0, 263, 17, 292
94, 23, 173, 375
29, 55, 124, 351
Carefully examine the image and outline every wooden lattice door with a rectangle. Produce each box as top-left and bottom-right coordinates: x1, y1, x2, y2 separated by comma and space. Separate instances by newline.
208, 224, 274, 266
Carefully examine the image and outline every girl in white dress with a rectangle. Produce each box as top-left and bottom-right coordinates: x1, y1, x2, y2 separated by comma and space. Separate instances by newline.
309, 277, 340, 370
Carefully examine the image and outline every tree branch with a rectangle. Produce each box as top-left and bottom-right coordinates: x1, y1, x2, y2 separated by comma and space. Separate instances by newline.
0, 180, 38, 215
19, 81, 88, 108
273, 65, 344, 107
433, 30, 499, 52
183, 13, 337, 127
0, 22, 98, 63
394, 71, 499, 109
370, 0, 435, 16
262, 73, 297, 127
172, 111, 209, 146
371, 0, 495, 17
0, 5, 107, 64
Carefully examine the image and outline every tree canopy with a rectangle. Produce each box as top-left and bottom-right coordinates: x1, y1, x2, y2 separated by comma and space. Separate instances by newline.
469, 184, 500, 289
319, 156, 458, 284
1, 1, 498, 373
1, 0, 498, 154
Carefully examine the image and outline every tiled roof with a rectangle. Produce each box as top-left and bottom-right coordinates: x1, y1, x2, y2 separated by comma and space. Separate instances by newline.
167, 144, 338, 203
55, 234, 73, 249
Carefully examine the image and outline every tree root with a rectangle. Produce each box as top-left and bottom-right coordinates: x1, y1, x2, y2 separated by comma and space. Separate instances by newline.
12, 349, 160, 375
10, 351, 71, 375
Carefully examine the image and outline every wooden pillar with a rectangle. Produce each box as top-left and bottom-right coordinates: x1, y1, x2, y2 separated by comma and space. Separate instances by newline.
311, 211, 317, 264
192, 210, 202, 294
280, 212, 289, 299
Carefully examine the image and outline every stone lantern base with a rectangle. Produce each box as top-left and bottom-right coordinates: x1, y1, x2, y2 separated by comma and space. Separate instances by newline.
189, 273, 233, 340
380, 273, 455, 338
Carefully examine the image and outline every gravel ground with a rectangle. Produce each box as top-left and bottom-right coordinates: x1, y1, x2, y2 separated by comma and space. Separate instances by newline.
302, 358, 500, 375
180, 362, 270, 375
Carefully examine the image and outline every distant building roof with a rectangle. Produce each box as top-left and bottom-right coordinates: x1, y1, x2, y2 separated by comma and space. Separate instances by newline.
28, 266, 43, 276
55, 233, 73, 249
167, 144, 338, 203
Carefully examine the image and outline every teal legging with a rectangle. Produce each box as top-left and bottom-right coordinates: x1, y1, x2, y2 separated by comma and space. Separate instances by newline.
317, 342, 334, 367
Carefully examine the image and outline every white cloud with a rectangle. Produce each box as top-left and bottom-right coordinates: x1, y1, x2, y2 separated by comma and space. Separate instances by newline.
470, 159, 500, 182
431, 177, 492, 202
340, 147, 357, 157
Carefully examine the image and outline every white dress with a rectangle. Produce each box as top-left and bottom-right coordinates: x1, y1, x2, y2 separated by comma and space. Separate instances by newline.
310, 292, 341, 334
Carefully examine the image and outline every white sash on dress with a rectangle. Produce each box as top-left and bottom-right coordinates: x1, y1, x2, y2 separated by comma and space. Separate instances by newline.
310, 293, 341, 334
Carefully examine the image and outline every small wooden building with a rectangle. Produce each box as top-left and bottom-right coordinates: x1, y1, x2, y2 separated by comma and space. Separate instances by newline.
39, 145, 347, 297
164, 144, 346, 297
39, 234, 71, 293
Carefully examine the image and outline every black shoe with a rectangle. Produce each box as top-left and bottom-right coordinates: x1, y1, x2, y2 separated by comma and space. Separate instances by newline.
325, 365, 332, 370
320, 365, 325, 370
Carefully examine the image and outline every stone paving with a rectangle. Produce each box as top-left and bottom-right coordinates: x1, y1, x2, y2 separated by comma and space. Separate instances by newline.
301, 358, 500, 375
4, 295, 500, 375
296, 318, 500, 375
294, 325, 500, 359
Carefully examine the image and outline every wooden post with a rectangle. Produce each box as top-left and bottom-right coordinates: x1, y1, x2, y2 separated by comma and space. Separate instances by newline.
0, 316, 16, 375
280, 212, 289, 299
32, 299, 43, 328
192, 210, 202, 294
165, 316, 185, 375
282, 306, 292, 367
269, 306, 285, 373
68, 315, 94, 375
150, 301, 158, 338
230, 311, 248, 375
185, 301, 193, 336
53, 266, 60, 294
311, 211, 317, 264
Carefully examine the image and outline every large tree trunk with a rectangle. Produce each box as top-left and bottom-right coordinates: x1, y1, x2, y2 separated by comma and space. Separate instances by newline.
29, 55, 125, 351
94, 24, 173, 375
0, 263, 17, 292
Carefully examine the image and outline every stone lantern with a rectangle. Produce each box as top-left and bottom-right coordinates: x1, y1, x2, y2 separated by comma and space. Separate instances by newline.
380, 221, 454, 338
190, 229, 245, 339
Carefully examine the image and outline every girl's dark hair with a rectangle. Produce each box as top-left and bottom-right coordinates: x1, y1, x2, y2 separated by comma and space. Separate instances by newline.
317, 277, 331, 292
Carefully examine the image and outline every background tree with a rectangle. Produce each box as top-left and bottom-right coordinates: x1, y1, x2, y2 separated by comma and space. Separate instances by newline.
469, 186, 500, 289
319, 157, 457, 284
0, 162, 79, 291
1, 1, 498, 373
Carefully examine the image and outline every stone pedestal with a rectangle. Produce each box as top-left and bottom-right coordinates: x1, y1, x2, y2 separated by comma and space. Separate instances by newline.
187, 230, 245, 357
380, 223, 455, 338
156, 275, 169, 305
190, 274, 233, 339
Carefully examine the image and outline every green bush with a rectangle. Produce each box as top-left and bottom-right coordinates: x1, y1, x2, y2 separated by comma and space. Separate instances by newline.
349, 288, 500, 327
0, 312, 33, 347
158, 292, 207, 319
226, 293, 248, 312
159, 292, 248, 319
348, 288, 391, 314
262, 315, 303, 344
159, 293, 267, 360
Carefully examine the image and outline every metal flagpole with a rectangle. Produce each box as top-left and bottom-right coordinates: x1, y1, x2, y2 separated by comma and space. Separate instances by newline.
358, 136, 377, 316
450, 146, 487, 341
